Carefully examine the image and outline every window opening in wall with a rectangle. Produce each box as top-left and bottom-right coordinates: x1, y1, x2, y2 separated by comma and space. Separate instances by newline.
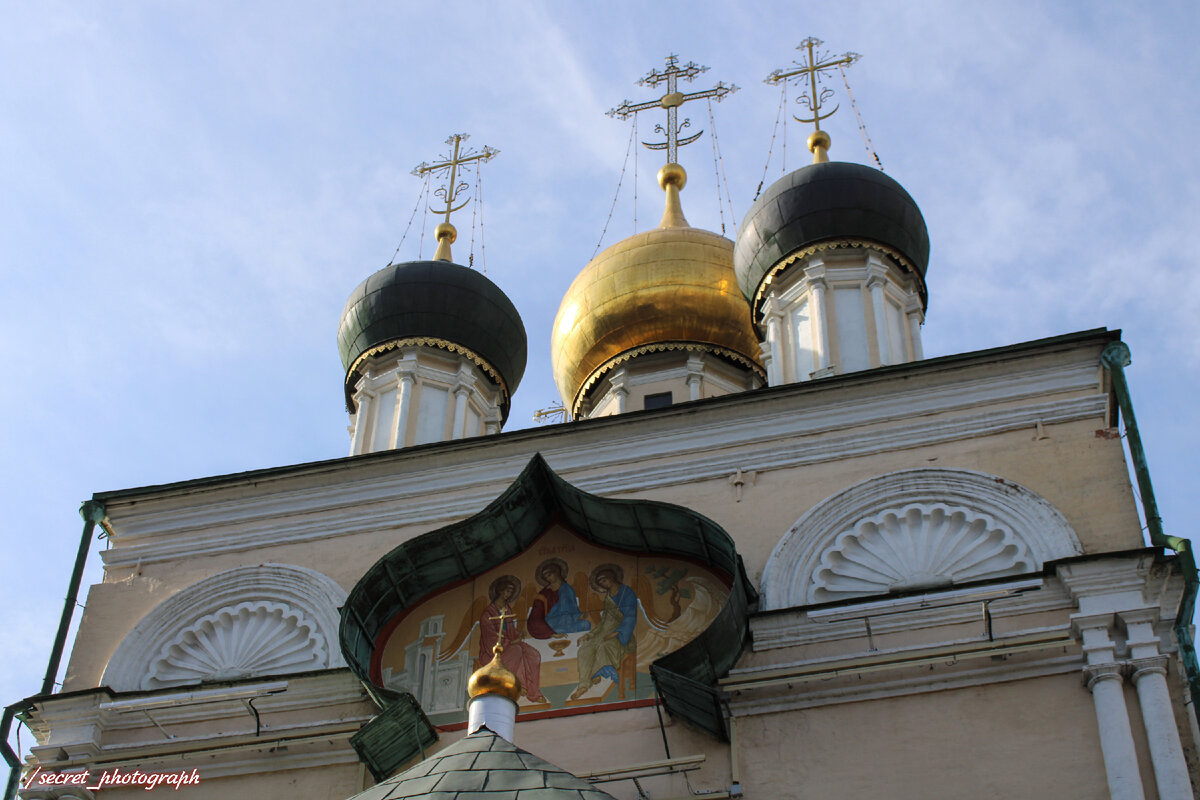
644, 391, 673, 410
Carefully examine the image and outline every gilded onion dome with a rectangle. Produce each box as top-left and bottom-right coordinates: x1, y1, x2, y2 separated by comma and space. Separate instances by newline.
551, 165, 763, 415
467, 646, 522, 702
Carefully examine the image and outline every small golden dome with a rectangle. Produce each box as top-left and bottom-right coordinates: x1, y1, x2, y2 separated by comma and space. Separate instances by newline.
551, 165, 762, 415
467, 650, 522, 702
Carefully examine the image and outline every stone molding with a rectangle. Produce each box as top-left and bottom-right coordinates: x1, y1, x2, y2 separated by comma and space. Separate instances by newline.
761, 468, 1083, 609
24, 671, 373, 783
102, 564, 347, 691
98, 347, 1107, 568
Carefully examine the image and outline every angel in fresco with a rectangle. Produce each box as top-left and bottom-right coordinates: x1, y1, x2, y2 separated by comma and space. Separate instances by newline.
637, 570, 729, 669
570, 564, 637, 700
478, 575, 547, 703
526, 558, 591, 639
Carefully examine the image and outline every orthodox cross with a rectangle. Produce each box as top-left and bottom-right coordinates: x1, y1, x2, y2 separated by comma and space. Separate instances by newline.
487, 607, 516, 656
607, 55, 737, 165
765, 37, 860, 133
411, 133, 499, 226
489, 607, 516, 634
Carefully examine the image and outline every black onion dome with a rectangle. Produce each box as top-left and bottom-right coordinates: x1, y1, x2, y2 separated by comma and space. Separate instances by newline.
734, 161, 930, 313
337, 260, 527, 421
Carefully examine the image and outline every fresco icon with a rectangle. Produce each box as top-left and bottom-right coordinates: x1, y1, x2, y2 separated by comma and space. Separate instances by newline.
373, 525, 729, 724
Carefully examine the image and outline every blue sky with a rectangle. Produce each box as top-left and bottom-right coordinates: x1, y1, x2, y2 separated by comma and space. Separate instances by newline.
2, 0, 1198, 760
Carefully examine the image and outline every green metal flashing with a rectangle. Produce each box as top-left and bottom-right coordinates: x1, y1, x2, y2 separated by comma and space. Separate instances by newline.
1101, 341, 1200, 710
339, 453, 756, 757
349, 692, 438, 782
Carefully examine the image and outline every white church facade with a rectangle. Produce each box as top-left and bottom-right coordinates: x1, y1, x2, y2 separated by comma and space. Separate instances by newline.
8, 47, 1198, 800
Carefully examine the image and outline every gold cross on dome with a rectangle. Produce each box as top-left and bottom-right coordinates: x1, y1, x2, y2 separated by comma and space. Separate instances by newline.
411, 133, 499, 226
765, 37, 860, 134
607, 54, 738, 165
488, 608, 516, 630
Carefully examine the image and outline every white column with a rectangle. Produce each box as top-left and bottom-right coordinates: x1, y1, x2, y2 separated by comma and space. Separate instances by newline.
392, 370, 415, 448
610, 369, 628, 414
1129, 656, 1192, 799
393, 374, 415, 447
451, 363, 478, 439
1085, 662, 1147, 800
1120, 607, 1192, 799
804, 263, 830, 371
866, 259, 891, 367
686, 354, 704, 401
761, 296, 785, 385
451, 387, 470, 439
349, 390, 373, 455
906, 296, 924, 361
758, 341, 774, 387
1072, 611, 1147, 800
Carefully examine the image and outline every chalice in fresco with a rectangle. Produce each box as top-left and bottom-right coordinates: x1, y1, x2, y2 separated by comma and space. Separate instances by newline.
549, 635, 570, 658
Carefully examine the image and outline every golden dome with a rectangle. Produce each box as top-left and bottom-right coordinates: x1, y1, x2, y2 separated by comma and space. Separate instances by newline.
467, 649, 521, 702
551, 165, 763, 415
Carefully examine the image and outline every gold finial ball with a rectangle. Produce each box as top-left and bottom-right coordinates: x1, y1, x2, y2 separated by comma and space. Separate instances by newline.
435, 221, 457, 244
807, 130, 831, 154
657, 163, 687, 191
467, 652, 522, 702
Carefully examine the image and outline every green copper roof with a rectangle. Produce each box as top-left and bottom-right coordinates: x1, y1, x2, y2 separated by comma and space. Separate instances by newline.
350, 692, 439, 782
344, 728, 618, 800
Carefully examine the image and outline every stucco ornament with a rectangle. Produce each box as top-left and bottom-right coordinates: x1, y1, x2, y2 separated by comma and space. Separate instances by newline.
145, 601, 325, 687
809, 503, 1035, 602
102, 564, 347, 691
761, 469, 1082, 609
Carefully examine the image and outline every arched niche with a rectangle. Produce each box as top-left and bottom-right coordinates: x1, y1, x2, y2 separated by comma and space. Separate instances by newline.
340, 453, 757, 745
760, 468, 1083, 610
102, 563, 348, 692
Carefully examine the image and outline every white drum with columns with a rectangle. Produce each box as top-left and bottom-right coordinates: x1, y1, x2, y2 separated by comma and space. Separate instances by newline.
757, 247, 924, 385
347, 346, 503, 455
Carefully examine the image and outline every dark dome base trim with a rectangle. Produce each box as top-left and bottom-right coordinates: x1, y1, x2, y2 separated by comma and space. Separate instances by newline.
751, 238, 929, 323
573, 341, 766, 417
344, 336, 509, 414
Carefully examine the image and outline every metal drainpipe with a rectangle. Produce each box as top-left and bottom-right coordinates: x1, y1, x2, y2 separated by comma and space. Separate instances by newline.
3, 499, 106, 800
1101, 342, 1200, 710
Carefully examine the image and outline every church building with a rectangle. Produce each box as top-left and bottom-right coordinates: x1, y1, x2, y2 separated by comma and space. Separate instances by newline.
8, 44, 1198, 800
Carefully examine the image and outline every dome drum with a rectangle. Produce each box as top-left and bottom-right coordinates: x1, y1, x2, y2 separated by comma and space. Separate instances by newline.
576, 344, 765, 417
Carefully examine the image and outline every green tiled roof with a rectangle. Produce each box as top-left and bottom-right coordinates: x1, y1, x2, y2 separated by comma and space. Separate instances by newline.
344, 728, 618, 800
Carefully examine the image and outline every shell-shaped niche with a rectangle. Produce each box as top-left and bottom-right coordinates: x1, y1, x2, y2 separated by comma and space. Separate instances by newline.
145, 601, 325, 689
810, 503, 1034, 604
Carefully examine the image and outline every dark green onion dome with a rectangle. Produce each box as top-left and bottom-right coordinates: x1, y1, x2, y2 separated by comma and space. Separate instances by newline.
337, 260, 527, 422
734, 161, 930, 319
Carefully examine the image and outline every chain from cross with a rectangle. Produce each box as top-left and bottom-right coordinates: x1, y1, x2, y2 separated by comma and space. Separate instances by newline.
411, 133, 499, 226
765, 38, 860, 132
607, 55, 738, 166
